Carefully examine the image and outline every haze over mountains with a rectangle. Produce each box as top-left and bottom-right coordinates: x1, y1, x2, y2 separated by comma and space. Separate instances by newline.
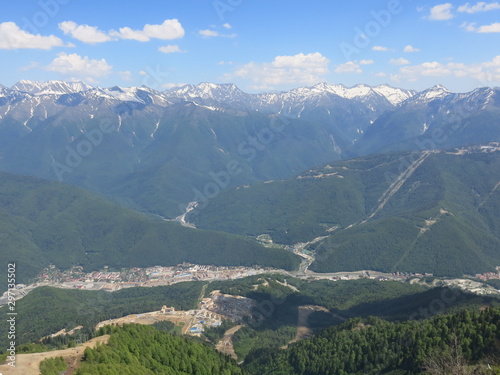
0, 80, 498, 219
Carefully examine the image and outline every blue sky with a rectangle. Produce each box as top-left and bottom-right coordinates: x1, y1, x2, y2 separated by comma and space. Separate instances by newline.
0, 0, 499, 92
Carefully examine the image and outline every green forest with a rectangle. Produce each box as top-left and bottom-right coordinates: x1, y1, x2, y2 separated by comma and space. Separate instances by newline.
245, 307, 500, 375
1, 275, 499, 375
207, 275, 499, 363
0, 171, 300, 284
191, 151, 500, 276
39, 307, 500, 375
76, 324, 246, 375
0, 282, 203, 349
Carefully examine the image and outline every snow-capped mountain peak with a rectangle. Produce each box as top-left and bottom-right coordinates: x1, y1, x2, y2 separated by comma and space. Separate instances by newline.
416, 84, 451, 100
372, 85, 416, 105
167, 82, 248, 102
287, 83, 415, 106
11, 80, 93, 95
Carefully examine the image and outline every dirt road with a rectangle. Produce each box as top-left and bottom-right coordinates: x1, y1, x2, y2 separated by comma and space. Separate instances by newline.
215, 325, 243, 360
0, 335, 109, 375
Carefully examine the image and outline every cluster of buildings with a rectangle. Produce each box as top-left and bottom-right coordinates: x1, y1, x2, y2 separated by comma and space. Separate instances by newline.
33, 264, 275, 291
474, 268, 500, 282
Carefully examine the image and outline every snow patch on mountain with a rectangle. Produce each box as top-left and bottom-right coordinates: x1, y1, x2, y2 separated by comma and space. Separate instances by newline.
168, 82, 248, 103
99, 87, 146, 103
11, 80, 93, 95
415, 85, 451, 101
284, 83, 415, 105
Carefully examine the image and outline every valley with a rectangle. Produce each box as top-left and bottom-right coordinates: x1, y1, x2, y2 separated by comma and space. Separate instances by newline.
2, 0, 500, 370
0, 80, 498, 374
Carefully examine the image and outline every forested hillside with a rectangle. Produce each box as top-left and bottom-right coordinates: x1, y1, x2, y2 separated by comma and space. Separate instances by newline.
245, 308, 500, 374
192, 148, 500, 276
0, 283, 203, 349
0, 171, 300, 283
206, 276, 499, 362
77, 324, 246, 375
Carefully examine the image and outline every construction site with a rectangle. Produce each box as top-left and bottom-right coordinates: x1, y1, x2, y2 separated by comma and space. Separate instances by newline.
95, 290, 256, 337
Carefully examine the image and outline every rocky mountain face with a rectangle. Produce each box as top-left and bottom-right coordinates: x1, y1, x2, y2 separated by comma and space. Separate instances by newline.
354, 85, 500, 155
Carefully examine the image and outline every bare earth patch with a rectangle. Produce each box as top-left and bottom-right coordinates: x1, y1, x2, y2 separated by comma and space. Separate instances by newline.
0, 335, 109, 375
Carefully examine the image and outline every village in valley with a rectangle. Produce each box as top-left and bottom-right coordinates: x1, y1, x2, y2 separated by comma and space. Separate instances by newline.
32, 264, 271, 290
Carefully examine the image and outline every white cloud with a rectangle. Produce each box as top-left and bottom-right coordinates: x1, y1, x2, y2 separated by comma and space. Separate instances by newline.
478, 22, 500, 32
46, 53, 113, 82
142, 19, 185, 40
226, 52, 330, 89
112, 27, 149, 42
223, 23, 232, 29
375, 72, 387, 77
59, 19, 185, 44
111, 19, 185, 41
335, 61, 362, 74
461, 21, 500, 32
0, 22, 66, 50
391, 56, 500, 84
158, 44, 185, 53
199, 29, 236, 38
427, 3, 454, 20
217, 61, 234, 65
360, 59, 374, 65
404, 45, 420, 52
59, 21, 111, 44
458, 2, 500, 13
372, 45, 389, 51
390, 58, 410, 66
199, 30, 219, 37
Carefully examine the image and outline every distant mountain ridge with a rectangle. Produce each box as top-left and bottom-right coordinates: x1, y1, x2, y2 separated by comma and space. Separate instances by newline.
10, 80, 94, 95
354, 85, 499, 155
3, 79, 414, 105
0, 80, 498, 217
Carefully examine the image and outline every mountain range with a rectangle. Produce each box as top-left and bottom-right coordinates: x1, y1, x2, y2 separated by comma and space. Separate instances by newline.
0, 80, 499, 278
0, 80, 498, 219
